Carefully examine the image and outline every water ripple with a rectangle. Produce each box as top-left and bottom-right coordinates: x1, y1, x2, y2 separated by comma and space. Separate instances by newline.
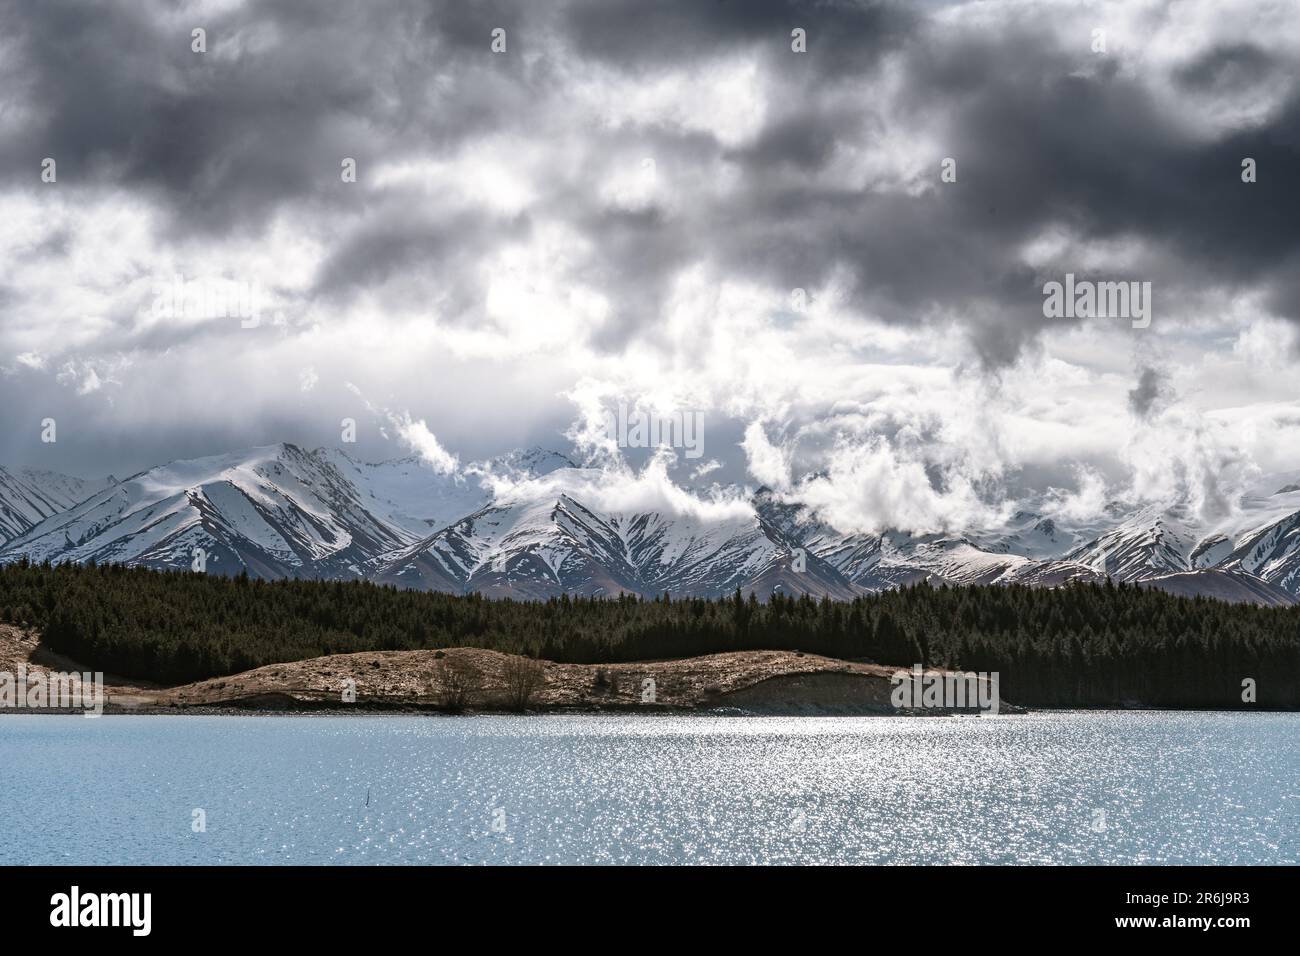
1, 712, 1296, 865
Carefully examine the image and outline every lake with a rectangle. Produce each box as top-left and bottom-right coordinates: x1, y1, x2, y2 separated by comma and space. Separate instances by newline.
1, 712, 1296, 865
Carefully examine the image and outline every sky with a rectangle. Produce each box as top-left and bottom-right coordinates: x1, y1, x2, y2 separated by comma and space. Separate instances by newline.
1, 0, 1298, 536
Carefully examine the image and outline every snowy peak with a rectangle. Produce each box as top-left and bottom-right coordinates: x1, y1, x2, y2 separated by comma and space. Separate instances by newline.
0, 444, 422, 578
484, 446, 577, 479
1065, 506, 1199, 580
376, 482, 853, 600
377, 491, 642, 598
976, 511, 1078, 560
0, 467, 116, 544
1220, 510, 1300, 597
4, 443, 1300, 604
316, 446, 490, 535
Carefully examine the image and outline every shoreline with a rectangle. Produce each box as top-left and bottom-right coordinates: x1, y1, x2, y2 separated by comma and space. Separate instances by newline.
5, 702, 1294, 717
2, 624, 1012, 716
4, 706, 1294, 717
4, 625, 1290, 716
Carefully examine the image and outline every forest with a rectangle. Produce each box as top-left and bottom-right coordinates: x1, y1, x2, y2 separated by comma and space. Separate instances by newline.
1, 558, 1297, 707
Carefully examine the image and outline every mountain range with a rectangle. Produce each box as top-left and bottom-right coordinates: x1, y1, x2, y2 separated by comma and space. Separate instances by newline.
3, 443, 1299, 606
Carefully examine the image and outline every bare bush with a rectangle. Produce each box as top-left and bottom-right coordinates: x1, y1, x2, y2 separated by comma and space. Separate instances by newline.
502, 656, 547, 712
592, 667, 624, 695
437, 657, 482, 713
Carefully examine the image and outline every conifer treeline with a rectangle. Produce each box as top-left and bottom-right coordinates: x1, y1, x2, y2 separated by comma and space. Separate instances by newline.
1, 559, 1297, 707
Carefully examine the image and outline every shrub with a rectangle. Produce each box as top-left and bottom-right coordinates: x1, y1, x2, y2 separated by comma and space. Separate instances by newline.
437, 657, 481, 713
502, 656, 546, 711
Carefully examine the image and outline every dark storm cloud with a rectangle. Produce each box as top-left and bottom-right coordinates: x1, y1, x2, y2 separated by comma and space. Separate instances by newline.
700, 12, 1300, 361
767, 17, 1294, 365
311, 203, 514, 300
0, 0, 549, 235
890, 23, 1300, 324
574, 205, 699, 351
1173, 42, 1283, 93
941, 58, 1298, 269
732, 111, 845, 172
1128, 366, 1168, 419
2, 0, 1300, 484
563, 0, 916, 74
5, 0, 1296, 352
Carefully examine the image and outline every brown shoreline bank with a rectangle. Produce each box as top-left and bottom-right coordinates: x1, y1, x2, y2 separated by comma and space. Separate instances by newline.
1, 624, 1012, 716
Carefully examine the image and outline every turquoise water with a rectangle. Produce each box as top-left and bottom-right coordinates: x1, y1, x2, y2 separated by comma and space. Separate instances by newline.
1, 712, 1296, 865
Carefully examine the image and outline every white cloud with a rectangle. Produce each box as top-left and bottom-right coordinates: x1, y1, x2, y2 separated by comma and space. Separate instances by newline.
741, 422, 792, 492
390, 414, 459, 475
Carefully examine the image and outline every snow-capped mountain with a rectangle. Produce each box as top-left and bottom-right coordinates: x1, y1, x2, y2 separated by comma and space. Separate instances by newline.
1218, 507, 1300, 598
375, 468, 856, 599
976, 511, 1091, 560
377, 487, 643, 596
0, 444, 422, 578
751, 492, 1100, 592
316, 448, 492, 537
0, 467, 116, 544
1065, 505, 1201, 580
3, 444, 1300, 605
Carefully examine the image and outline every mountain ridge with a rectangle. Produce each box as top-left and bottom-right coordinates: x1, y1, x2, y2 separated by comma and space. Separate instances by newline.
3, 443, 1298, 605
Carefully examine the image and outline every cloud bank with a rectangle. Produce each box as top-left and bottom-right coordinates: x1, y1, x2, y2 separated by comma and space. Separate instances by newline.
1, 0, 1298, 536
